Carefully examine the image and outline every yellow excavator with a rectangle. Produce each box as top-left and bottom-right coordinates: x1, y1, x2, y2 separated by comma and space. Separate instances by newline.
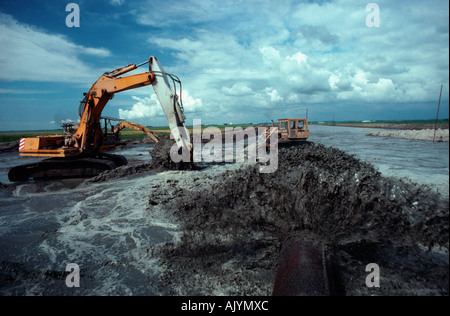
9, 56, 192, 181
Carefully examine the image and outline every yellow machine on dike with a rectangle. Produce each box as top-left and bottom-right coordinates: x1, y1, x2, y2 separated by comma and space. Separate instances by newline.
259, 117, 309, 151
272, 118, 310, 143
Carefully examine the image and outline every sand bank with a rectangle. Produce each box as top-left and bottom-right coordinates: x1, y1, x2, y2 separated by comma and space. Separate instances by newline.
366, 129, 449, 142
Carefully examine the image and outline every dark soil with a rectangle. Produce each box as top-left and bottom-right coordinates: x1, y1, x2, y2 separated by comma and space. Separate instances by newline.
0, 141, 19, 153
146, 141, 449, 296
84, 135, 188, 184
3, 134, 447, 296
78, 136, 449, 295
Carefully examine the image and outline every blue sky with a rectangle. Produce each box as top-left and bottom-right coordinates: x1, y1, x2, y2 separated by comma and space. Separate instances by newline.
0, 0, 448, 131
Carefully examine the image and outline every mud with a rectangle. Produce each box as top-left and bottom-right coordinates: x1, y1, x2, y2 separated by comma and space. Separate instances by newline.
84, 135, 182, 184
145, 141, 448, 296
0, 141, 19, 154
1, 136, 448, 296
367, 129, 449, 142
84, 135, 200, 184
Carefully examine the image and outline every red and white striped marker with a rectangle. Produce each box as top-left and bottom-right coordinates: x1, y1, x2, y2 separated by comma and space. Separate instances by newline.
19, 138, 25, 152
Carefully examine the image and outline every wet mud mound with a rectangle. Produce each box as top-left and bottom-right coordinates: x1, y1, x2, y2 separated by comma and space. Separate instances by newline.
147, 142, 449, 295
0, 141, 19, 154
148, 135, 180, 171
84, 135, 187, 184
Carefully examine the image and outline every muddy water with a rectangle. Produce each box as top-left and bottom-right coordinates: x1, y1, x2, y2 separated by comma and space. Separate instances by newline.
0, 174, 180, 295
0, 130, 448, 296
0, 158, 257, 295
309, 125, 449, 196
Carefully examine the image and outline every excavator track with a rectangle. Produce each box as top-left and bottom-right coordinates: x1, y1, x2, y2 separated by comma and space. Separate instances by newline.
8, 154, 127, 182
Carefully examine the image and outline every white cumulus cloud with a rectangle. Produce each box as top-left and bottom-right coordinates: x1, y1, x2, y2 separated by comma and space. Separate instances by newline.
118, 95, 161, 120
0, 12, 111, 83
140, 0, 448, 121
118, 90, 204, 122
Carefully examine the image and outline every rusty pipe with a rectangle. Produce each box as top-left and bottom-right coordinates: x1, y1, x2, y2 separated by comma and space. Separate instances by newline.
272, 235, 330, 296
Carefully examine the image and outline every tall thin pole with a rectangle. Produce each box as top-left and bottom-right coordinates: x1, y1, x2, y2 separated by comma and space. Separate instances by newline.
433, 84, 443, 143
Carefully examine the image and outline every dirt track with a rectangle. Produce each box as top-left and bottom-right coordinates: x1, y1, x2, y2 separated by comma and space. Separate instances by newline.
89, 138, 449, 295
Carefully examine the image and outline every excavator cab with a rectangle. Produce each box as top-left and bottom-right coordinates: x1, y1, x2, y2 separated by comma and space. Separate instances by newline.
100, 117, 125, 147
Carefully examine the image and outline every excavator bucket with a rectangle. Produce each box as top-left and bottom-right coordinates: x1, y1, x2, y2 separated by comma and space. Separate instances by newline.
149, 57, 192, 160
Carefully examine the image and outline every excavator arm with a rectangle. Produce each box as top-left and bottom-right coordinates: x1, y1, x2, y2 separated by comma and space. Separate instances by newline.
113, 121, 159, 143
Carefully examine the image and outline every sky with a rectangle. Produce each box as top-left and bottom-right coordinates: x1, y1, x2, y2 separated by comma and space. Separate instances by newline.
0, 0, 448, 131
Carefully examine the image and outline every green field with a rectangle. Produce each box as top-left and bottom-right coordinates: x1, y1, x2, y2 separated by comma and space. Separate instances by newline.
0, 130, 63, 143
0, 123, 257, 143
2, 120, 447, 143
